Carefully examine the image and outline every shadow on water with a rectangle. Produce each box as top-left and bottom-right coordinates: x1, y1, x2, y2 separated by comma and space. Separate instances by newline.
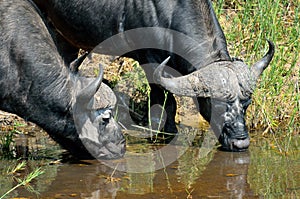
0, 117, 299, 198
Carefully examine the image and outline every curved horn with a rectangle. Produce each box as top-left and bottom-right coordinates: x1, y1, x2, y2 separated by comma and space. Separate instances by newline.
76, 64, 104, 104
251, 40, 275, 80
153, 57, 211, 97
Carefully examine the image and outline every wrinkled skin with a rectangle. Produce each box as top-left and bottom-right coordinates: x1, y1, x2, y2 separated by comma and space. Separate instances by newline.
32, 0, 274, 151
0, 0, 125, 159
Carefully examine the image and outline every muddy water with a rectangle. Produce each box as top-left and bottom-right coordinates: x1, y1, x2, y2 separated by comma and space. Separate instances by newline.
0, 116, 299, 198
3, 147, 257, 198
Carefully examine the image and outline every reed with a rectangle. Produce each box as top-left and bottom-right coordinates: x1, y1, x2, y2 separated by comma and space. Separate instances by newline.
0, 161, 44, 199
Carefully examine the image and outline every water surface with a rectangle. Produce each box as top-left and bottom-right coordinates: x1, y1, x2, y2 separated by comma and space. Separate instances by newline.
0, 118, 299, 198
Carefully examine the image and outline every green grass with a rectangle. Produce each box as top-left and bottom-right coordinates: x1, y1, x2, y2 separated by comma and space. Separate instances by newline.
213, 0, 299, 152
0, 122, 25, 159
0, 161, 44, 199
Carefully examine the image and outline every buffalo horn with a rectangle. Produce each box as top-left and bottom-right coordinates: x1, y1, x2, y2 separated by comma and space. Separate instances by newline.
76, 64, 104, 104
251, 40, 275, 80
154, 57, 210, 97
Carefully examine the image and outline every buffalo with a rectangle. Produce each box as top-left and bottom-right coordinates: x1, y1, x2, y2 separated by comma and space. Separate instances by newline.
32, 0, 274, 151
0, 0, 125, 159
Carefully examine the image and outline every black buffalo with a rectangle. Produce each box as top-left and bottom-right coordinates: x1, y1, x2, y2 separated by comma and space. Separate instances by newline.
32, 0, 274, 151
0, 0, 125, 159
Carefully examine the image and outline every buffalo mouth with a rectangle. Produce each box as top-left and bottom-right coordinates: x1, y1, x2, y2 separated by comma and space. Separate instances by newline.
80, 135, 126, 160
97, 139, 126, 159
219, 128, 250, 152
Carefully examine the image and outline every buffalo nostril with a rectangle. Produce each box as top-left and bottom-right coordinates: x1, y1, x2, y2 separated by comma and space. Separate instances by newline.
101, 109, 112, 124
103, 109, 112, 119
102, 117, 110, 124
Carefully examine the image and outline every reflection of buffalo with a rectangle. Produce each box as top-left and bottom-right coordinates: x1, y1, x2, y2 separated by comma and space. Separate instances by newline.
33, 0, 274, 151
0, 0, 125, 159
190, 151, 256, 198
12, 148, 255, 198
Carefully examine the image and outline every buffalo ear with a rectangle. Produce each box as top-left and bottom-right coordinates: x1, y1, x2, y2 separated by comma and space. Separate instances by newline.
76, 64, 104, 106
70, 51, 89, 73
251, 40, 275, 80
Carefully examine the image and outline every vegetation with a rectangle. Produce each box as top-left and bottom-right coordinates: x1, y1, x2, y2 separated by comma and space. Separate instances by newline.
0, 161, 44, 199
0, 122, 25, 158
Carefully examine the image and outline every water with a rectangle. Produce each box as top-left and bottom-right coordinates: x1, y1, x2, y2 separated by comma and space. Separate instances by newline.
0, 118, 299, 198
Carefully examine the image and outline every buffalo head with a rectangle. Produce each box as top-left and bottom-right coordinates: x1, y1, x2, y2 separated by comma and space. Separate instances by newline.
73, 64, 126, 159
154, 40, 275, 151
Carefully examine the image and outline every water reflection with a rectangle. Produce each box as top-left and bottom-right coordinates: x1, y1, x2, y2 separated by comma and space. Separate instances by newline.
7, 145, 260, 199
189, 151, 257, 198
248, 138, 300, 198
2, 126, 298, 198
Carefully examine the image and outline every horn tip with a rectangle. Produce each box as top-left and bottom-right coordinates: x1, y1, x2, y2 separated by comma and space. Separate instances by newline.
153, 56, 171, 84
98, 63, 104, 78
266, 39, 275, 56
163, 56, 171, 64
